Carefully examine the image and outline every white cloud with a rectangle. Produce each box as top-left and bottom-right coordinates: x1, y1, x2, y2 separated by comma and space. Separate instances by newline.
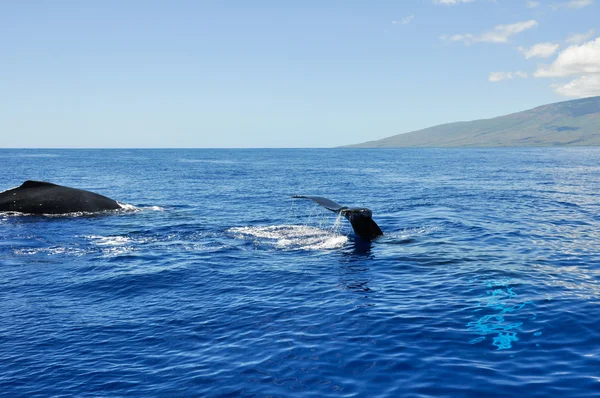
534, 37, 600, 97
434, 0, 474, 4
566, 29, 595, 44
489, 71, 529, 82
526, 1, 541, 7
552, 75, 600, 97
442, 20, 538, 45
392, 16, 415, 25
518, 42, 560, 58
534, 37, 600, 77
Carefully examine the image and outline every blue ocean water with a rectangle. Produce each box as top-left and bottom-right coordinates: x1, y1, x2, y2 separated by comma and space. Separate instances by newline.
1, 148, 600, 397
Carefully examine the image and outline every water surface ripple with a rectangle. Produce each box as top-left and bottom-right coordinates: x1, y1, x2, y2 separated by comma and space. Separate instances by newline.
1, 148, 600, 397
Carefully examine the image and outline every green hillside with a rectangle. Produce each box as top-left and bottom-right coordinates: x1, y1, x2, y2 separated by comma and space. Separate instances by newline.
345, 96, 600, 148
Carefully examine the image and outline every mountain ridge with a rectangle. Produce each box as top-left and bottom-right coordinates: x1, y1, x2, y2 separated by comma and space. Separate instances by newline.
343, 96, 600, 148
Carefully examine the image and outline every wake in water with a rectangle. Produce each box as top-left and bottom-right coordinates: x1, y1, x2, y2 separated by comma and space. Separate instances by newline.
0, 203, 163, 219
228, 224, 348, 251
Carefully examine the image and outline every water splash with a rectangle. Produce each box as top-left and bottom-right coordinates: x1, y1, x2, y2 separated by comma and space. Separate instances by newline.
228, 225, 348, 251
332, 212, 344, 233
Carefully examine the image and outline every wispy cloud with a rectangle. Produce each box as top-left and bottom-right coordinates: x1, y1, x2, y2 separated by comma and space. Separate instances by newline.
566, 0, 594, 8
566, 29, 595, 44
489, 71, 528, 82
392, 16, 415, 25
518, 42, 560, 58
434, 0, 474, 4
526, 1, 541, 7
441, 20, 538, 45
551, 0, 594, 9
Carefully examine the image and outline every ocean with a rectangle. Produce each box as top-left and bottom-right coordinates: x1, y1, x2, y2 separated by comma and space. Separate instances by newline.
1, 148, 600, 397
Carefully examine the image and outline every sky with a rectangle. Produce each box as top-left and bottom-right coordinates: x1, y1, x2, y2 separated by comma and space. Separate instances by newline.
1, 0, 599, 148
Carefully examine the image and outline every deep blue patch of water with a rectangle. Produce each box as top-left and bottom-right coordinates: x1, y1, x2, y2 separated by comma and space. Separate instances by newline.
1, 148, 600, 397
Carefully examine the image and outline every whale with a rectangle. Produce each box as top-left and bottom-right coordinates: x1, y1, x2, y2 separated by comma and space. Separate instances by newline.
292, 195, 383, 240
0, 180, 122, 215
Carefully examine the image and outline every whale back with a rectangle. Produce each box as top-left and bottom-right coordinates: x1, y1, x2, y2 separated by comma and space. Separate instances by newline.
19, 181, 59, 189
0, 180, 121, 214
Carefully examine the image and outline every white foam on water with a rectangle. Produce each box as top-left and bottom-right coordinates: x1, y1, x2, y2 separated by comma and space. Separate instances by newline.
0, 204, 144, 218
86, 235, 141, 258
117, 203, 139, 211
87, 235, 132, 246
13, 246, 90, 256
97, 246, 134, 256
120, 202, 168, 212
0, 211, 27, 218
119, 203, 164, 212
228, 224, 348, 251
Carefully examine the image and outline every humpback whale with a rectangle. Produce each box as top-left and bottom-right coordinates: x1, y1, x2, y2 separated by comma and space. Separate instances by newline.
0, 181, 122, 215
292, 195, 383, 240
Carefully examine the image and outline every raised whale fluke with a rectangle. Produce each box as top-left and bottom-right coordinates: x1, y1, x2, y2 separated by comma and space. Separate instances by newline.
0, 180, 122, 215
292, 195, 383, 240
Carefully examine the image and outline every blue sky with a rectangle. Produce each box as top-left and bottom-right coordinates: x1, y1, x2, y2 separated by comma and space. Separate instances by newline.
1, 0, 598, 148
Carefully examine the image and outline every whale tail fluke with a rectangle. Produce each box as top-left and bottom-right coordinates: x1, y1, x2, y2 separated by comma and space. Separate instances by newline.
292, 195, 383, 240
291, 195, 346, 212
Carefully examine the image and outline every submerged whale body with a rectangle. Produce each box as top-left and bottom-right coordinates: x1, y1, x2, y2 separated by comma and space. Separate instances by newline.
292, 195, 383, 240
0, 181, 122, 214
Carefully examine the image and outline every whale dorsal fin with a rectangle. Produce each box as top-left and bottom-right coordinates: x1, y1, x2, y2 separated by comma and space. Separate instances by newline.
20, 181, 59, 189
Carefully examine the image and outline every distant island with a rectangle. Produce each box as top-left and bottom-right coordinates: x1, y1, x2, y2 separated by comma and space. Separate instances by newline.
344, 96, 600, 148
